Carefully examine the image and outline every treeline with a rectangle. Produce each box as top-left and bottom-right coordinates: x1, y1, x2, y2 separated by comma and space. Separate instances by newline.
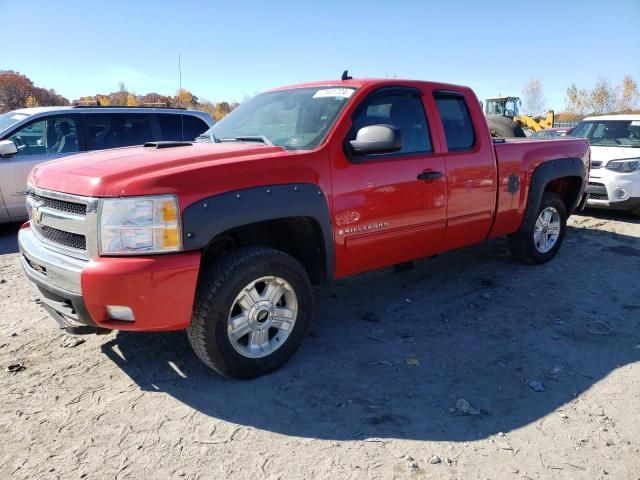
0, 71, 238, 121
521, 74, 639, 122
0, 71, 69, 112
75, 82, 240, 121
565, 75, 639, 117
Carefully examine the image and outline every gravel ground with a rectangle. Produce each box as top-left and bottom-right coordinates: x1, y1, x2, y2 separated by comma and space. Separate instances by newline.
1, 210, 639, 480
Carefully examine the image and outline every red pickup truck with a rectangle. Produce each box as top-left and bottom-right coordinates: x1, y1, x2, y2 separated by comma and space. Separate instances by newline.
19, 77, 590, 378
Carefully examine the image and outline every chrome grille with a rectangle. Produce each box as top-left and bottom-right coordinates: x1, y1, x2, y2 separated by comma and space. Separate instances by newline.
27, 187, 98, 259
38, 226, 87, 250
31, 193, 87, 216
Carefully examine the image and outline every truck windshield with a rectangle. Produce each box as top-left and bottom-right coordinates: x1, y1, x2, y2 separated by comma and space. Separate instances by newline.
570, 120, 640, 147
0, 111, 31, 133
198, 87, 356, 150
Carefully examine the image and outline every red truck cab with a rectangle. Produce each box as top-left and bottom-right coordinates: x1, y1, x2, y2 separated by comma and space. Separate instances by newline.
20, 77, 590, 378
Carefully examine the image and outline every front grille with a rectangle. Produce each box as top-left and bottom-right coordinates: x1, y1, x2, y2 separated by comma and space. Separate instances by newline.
37, 225, 86, 250
587, 182, 608, 201
31, 193, 87, 216
27, 188, 95, 258
591, 161, 603, 169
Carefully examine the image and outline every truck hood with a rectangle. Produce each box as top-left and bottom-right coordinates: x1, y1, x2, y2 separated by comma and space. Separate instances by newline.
29, 142, 289, 197
589, 145, 640, 164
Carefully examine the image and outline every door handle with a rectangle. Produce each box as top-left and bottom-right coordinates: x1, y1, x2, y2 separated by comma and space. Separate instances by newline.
417, 171, 443, 181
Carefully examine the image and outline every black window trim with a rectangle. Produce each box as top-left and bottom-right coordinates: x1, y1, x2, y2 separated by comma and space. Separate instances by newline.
433, 90, 477, 152
344, 86, 435, 163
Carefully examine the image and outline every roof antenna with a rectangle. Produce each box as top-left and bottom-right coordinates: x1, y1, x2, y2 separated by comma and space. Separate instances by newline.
341, 70, 352, 81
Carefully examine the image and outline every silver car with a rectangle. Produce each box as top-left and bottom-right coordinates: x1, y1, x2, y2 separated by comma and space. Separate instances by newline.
0, 106, 213, 223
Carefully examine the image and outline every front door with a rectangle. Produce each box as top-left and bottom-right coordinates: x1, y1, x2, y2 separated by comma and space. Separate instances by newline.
330, 87, 447, 277
0, 115, 82, 220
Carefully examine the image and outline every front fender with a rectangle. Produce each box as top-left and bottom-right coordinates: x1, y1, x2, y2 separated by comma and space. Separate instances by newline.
181, 183, 334, 279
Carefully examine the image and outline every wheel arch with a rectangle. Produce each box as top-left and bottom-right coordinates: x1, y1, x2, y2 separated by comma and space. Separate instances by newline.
519, 158, 586, 234
181, 184, 334, 284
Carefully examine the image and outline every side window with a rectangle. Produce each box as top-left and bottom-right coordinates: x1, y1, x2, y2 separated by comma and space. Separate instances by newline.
158, 114, 182, 141
348, 92, 432, 155
9, 116, 79, 156
86, 114, 153, 150
434, 95, 475, 151
181, 115, 209, 140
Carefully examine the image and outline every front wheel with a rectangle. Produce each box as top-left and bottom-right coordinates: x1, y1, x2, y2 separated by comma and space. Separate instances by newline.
188, 247, 312, 379
508, 192, 567, 264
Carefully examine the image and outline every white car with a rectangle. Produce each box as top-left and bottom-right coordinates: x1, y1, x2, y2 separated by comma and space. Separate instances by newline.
570, 114, 640, 217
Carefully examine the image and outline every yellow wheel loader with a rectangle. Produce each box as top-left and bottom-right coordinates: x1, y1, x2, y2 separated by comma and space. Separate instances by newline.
484, 96, 554, 138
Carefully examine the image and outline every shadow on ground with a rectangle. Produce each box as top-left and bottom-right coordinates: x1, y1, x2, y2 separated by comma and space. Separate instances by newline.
100, 225, 640, 442
577, 207, 640, 225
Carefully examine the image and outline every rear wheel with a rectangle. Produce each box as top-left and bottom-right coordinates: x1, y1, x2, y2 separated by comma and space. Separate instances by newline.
486, 115, 527, 138
187, 247, 312, 379
509, 192, 567, 264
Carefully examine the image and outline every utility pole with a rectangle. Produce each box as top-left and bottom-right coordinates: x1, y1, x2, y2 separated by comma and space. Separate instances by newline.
178, 54, 182, 91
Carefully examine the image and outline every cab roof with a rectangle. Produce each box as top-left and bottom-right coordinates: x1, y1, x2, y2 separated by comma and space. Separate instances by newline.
267, 78, 471, 93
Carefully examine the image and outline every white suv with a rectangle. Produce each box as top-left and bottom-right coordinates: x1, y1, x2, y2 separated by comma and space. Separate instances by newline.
571, 114, 640, 217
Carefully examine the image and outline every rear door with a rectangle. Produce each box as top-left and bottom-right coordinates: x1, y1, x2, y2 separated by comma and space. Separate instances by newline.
433, 91, 497, 250
330, 86, 447, 277
0, 114, 83, 220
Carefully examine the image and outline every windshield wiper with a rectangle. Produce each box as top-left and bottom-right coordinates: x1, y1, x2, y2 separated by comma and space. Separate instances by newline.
218, 135, 273, 146
195, 131, 220, 143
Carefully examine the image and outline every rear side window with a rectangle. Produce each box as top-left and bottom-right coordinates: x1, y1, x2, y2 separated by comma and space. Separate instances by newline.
86, 114, 153, 150
434, 95, 475, 151
158, 114, 209, 141
181, 115, 209, 140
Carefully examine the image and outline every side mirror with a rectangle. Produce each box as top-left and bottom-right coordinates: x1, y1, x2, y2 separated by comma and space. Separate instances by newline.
349, 124, 402, 155
0, 140, 18, 157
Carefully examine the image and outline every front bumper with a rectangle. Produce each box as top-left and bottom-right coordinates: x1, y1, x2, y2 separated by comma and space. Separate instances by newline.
19, 226, 201, 333
587, 167, 640, 210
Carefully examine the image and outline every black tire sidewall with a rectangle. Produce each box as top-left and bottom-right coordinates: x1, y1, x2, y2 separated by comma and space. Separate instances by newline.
199, 251, 312, 379
527, 193, 567, 263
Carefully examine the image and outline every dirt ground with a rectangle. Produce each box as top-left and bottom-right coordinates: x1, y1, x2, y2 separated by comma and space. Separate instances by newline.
1, 209, 639, 480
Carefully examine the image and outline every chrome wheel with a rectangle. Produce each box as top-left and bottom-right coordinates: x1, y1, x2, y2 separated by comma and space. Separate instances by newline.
534, 206, 561, 253
227, 276, 298, 359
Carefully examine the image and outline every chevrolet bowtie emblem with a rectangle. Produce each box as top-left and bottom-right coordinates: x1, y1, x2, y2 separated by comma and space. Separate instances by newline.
32, 204, 43, 224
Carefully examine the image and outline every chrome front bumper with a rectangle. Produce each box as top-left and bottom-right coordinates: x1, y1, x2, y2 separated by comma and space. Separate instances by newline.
19, 227, 85, 294
19, 227, 98, 331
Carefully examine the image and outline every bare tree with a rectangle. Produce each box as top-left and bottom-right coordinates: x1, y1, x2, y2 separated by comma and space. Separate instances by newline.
590, 77, 617, 114
522, 79, 546, 115
617, 74, 639, 112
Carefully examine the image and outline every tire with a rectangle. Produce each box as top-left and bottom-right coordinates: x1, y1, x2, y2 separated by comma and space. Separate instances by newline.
486, 115, 527, 138
187, 247, 312, 379
508, 192, 567, 265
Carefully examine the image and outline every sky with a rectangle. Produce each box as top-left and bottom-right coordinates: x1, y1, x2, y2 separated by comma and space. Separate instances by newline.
1, 0, 639, 111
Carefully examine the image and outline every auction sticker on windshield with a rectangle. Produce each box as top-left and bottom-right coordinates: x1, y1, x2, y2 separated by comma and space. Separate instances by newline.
313, 88, 355, 99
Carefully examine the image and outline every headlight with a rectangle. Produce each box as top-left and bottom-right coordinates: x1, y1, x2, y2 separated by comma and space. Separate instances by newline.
98, 195, 181, 255
606, 158, 640, 173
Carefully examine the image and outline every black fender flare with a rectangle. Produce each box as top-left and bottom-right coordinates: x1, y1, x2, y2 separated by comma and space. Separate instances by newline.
181, 183, 334, 280
519, 157, 586, 234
